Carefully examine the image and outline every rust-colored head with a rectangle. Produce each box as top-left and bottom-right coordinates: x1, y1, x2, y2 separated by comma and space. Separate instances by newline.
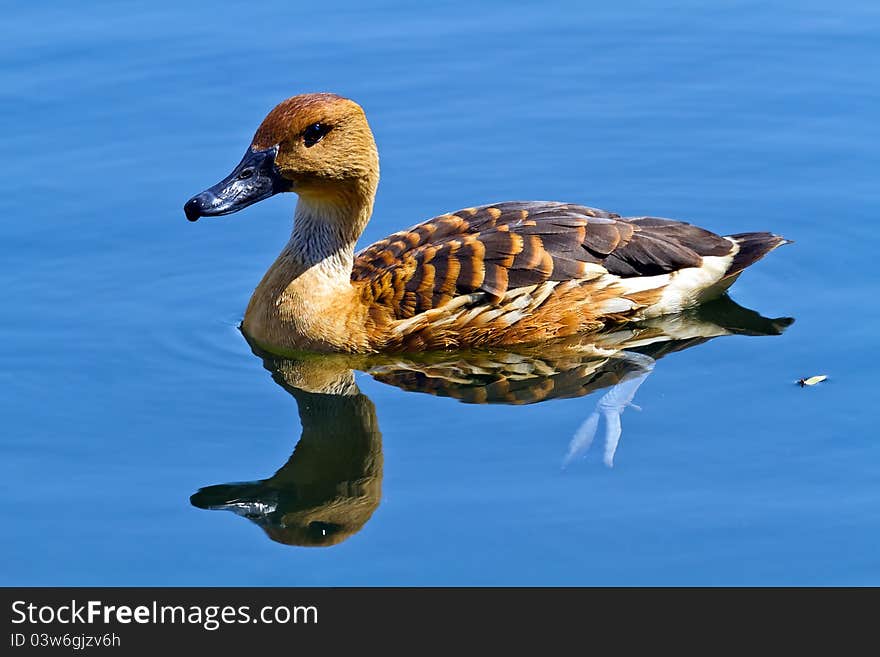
184, 93, 379, 221
252, 93, 379, 195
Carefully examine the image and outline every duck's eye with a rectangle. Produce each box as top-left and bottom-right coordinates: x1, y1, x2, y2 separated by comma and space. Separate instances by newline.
237, 167, 254, 180
303, 122, 331, 147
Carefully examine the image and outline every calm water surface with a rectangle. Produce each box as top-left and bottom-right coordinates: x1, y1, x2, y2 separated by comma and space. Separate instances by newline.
2, 1, 878, 585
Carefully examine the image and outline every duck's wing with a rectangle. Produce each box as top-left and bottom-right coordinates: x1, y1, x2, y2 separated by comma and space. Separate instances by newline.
352, 201, 740, 320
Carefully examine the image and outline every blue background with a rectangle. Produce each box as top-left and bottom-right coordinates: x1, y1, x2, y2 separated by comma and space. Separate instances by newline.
2, 0, 878, 584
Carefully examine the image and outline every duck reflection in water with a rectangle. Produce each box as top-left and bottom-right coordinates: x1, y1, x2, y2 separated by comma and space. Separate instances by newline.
191, 296, 792, 547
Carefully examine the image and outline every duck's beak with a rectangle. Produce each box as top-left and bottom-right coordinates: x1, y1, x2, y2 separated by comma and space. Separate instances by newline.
184, 145, 289, 222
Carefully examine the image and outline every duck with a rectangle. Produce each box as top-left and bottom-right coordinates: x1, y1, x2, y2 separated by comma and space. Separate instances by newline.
184, 93, 789, 354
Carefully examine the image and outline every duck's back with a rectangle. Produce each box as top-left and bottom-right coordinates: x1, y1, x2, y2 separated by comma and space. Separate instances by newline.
353, 202, 786, 351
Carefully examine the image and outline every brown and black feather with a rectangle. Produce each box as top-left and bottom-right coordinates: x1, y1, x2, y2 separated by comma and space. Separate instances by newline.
353, 201, 743, 319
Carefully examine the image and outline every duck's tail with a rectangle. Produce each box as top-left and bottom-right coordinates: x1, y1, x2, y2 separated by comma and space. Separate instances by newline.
724, 232, 792, 280
620, 230, 791, 316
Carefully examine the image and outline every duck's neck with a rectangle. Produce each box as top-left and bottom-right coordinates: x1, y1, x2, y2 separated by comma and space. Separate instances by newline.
243, 180, 377, 352
285, 188, 373, 280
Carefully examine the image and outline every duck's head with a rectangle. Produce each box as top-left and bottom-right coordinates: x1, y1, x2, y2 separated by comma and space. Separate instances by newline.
184, 93, 378, 222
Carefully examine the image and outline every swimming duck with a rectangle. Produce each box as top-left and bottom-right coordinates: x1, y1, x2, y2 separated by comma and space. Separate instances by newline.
184, 93, 789, 354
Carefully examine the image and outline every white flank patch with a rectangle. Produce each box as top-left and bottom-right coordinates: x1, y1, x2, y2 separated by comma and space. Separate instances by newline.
645, 248, 736, 317
616, 273, 671, 294
596, 296, 638, 315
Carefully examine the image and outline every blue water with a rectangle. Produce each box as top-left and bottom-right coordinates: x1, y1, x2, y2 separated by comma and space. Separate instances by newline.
2, 1, 878, 585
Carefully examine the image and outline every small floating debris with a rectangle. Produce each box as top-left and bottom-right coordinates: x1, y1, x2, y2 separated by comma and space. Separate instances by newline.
797, 374, 827, 387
